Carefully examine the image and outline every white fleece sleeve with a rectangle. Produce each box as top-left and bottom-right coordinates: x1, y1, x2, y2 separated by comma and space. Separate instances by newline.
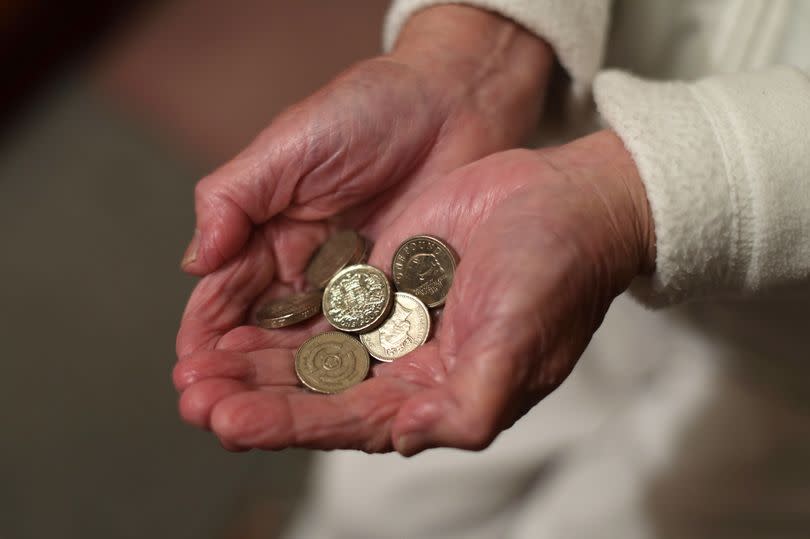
594, 67, 810, 305
383, 0, 611, 95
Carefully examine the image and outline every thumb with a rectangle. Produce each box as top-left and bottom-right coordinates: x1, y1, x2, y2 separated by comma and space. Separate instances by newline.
391, 325, 530, 456
387, 190, 559, 455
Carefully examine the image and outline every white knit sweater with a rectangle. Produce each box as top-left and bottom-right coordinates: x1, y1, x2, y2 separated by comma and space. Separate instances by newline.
287, 7, 810, 537
385, 0, 810, 306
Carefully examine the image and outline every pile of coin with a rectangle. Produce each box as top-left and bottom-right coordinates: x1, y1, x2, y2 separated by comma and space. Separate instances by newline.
256, 230, 457, 394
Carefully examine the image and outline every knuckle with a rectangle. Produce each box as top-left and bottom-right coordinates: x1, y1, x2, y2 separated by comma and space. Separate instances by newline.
455, 419, 496, 451
211, 397, 288, 448
178, 385, 213, 428
464, 430, 494, 451
193, 176, 211, 203
210, 400, 251, 441
171, 361, 195, 392
193, 173, 228, 212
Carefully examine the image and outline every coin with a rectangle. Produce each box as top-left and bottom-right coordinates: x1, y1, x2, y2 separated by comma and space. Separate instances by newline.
306, 230, 367, 289
392, 235, 457, 308
256, 290, 322, 329
322, 264, 393, 332
359, 292, 430, 362
295, 331, 370, 393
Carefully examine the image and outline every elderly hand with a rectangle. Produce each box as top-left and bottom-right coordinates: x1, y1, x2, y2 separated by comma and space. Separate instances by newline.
176, 5, 551, 357
174, 130, 655, 454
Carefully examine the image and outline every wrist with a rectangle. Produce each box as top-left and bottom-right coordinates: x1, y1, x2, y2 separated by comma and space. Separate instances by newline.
388, 5, 554, 143
542, 130, 657, 280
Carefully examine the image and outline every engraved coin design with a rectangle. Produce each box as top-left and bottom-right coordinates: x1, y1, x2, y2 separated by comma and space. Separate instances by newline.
360, 292, 430, 362
305, 230, 367, 289
256, 290, 322, 329
392, 235, 457, 307
322, 264, 393, 332
295, 332, 370, 393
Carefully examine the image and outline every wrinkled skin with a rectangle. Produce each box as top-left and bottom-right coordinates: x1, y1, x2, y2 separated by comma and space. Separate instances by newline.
179, 42, 548, 274
174, 129, 653, 455
179, 3, 552, 281
174, 6, 653, 456
174, 49, 544, 452
176, 49, 545, 349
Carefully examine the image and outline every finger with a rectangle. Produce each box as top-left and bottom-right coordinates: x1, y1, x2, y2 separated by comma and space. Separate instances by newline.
215, 317, 333, 353
394, 342, 524, 451
173, 351, 253, 392
180, 123, 348, 276
180, 63, 442, 276
177, 231, 273, 357
180, 126, 304, 275
173, 349, 298, 392
209, 376, 420, 452
178, 378, 249, 430
176, 220, 326, 357
258, 217, 330, 284
391, 331, 522, 456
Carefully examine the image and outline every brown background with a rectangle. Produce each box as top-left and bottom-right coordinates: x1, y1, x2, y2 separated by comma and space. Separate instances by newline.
0, 1, 385, 538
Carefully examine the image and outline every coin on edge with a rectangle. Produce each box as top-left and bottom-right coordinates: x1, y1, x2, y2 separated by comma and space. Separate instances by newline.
323, 264, 393, 332
256, 290, 322, 329
360, 292, 430, 362
295, 331, 370, 393
392, 235, 457, 308
305, 230, 367, 289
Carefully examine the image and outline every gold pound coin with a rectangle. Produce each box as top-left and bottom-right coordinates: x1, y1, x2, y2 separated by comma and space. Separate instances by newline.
306, 230, 368, 289
392, 235, 457, 308
295, 332, 370, 393
322, 264, 393, 332
360, 292, 430, 362
256, 290, 322, 329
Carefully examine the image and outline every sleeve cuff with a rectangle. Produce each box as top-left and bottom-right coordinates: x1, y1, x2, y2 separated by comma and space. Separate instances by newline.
594, 67, 810, 306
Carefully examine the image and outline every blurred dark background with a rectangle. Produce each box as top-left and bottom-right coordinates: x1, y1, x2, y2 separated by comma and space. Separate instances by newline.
0, 1, 386, 537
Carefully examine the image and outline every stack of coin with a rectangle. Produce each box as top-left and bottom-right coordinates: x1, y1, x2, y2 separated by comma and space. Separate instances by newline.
255, 230, 457, 394
255, 230, 369, 330
256, 290, 322, 329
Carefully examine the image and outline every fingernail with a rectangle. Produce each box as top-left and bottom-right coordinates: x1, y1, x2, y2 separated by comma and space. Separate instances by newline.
396, 433, 430, 457
181, 229, 200, 268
